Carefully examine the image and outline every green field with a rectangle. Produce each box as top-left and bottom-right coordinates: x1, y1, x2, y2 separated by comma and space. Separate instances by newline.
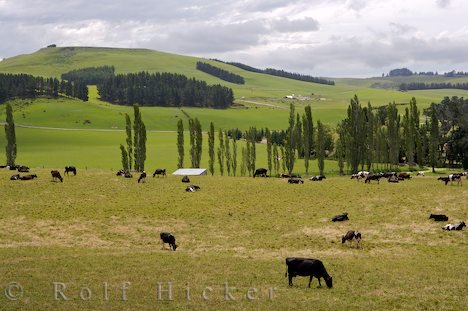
0, 170, 466, 310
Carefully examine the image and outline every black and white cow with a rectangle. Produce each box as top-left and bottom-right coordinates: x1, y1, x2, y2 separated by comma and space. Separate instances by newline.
442, 221, 466, 231
288, 178, 304, 184
285, 257, 333, 288
186, 185, 201, 192
365, 174, 382, 184
138, 171, 147, 183
310, 175, 326, 181
153, 168, 167, 177
160, 232, 178, 251
342, 230, 362, 248
253, 168, 268, 178
64, 166, 77, 176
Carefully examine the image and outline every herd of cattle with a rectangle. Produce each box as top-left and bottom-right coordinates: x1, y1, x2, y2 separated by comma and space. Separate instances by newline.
2, 164, 466, 288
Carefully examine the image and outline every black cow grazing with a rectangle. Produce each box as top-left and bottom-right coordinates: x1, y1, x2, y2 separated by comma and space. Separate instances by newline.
186, 185, 201, 192
285, 258, 333, 288
160, 232, 178, 251
153, 168, 167, 177
429, 214, 448, 221
181, 175, 190, 183
10, 174, 20, 180
310, 175, 326, 181
64, 166, 77, 176
288, 178, 304, 184
342, 230, 362, 248
51, 170, 63, 182
438, 176, 450, 185
253, 168, 268, 178
442, 221, 466, 231
138, 171, 147, 183
398, 172, 411, 180
18, 165, 30, 173
365, 174, 381, 184
19, 174, 38, 180
332, 213, 349, 222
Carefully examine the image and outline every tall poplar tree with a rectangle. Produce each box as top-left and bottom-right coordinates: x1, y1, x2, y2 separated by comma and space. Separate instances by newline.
232, 137, 237, 176
429, 106, 440, 172
273, 143, 279, 176
194, 118, 202, 167
225, 131, 232, 176
120, 144, 129, 170
4, 103, 17, 166
285, 104, 296, 174
218, 129, 225, 175
303, 105, 313, 175
266, 128, 272, 175
125, 114, 133, 171
317, 120, 325, 175
387, 102, 400, 168
208, 122, 215, 175
189, 118, 196, 167
177, 119, 184, 168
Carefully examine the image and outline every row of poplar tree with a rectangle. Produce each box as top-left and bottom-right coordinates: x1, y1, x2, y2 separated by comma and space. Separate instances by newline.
173, 95, 466, 176
174, 103, 330, 177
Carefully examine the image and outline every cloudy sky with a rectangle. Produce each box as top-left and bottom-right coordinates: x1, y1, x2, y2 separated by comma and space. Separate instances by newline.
0, 0, 467, 77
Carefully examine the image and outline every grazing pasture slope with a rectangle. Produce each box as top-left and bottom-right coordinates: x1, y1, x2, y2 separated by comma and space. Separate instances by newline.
0, 170, 467, 310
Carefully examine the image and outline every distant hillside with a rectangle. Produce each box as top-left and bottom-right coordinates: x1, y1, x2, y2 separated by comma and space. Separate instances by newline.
2, 46, 468, 113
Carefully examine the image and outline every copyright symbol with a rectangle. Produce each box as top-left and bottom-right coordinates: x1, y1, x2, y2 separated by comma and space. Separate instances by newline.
4, 282, 23, 300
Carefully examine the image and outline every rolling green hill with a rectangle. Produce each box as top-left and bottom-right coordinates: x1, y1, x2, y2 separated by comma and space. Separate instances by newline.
1, 46, 468, 171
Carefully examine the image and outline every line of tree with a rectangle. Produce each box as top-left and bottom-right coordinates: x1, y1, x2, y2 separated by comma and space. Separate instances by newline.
399, 82, 468, 91
120, 104, 147, 172
97, 71, 233, 108
336, 95, 468, 173
61, 66, 115, 85
0, 73, 88, 103
196, 62, 245, 84
386, 68, 468, 77
217, 61, 335, 85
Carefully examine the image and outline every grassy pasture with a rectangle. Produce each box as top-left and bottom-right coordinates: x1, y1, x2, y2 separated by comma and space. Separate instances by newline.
0, 169, 466, 310
0, 127, 344, 175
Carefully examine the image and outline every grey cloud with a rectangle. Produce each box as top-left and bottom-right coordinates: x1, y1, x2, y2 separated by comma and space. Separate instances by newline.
270, 17, 320, 33
346, 0, 369, 11
154, 20, 269, 54
389, 23, 417, 35
436, 0, 451, 8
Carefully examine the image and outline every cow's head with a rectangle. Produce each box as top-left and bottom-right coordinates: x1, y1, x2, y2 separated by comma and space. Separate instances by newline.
341, 236, 347, 244
325, 276, 333, 288
173, 244, 178, 251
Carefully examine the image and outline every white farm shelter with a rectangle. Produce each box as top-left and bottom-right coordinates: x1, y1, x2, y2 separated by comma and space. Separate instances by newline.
172, 168, 207, 176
